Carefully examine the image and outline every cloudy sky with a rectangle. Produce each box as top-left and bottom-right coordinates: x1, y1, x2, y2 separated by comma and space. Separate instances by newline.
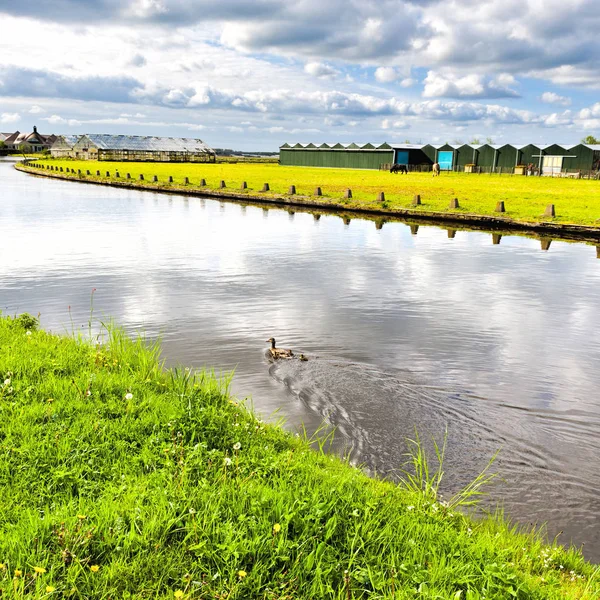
1, 0, 599, 150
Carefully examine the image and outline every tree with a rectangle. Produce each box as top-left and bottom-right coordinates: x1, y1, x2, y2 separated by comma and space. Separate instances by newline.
486, 137, 495, 144
470, 137, 481, 145
18, 143, 29, 158
582, 135, 599, 145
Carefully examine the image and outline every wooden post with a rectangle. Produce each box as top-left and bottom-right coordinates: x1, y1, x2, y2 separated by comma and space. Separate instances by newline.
410, 224, 419, 235
96, 170, 100, 176
262, 183, 270, 192
115, 172, 120, 178
184, 177, 189, 185
540, 238, 552, 251
412, 194, 421, 206
152, 175, 158, 182
492, 233, 502, 245
314, 187, 322, 196
241, 181, 247, 189
78, 169, 81, 176
495, 201, 505, 213
449, 198, 459, 209
60, 167, 64, 172
544, 204, 556, 217
87, 170, 91, 175
139, 174, 144, 180
106, 171, 110, 177
288, 185, 296, 195
126, 173, 131, 179
378, 191, 385, 202
200, 178, 206, 186
219, 180, 226, 188
344, 188, 352, 199
169, 176, 173, 183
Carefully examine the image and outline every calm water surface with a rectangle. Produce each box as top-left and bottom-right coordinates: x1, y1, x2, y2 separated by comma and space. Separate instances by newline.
2, 160, 600, 561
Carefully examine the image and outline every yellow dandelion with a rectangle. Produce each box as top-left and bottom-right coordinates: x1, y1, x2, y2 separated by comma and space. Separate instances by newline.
0, 563, 5, 570
174, 591, 184, 598
34, 566, 47, 574
90, 565, 100, 572
273, 523, 281, 534
238, 570, 247, 579
46, 586, 56, 593
47, 398, 54, 403
14, 569, 22, 577
77, 515, 87, 520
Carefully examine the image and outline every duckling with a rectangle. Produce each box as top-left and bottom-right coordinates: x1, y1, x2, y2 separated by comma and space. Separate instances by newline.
299, 354, 308, 361
266, 337, 294, 359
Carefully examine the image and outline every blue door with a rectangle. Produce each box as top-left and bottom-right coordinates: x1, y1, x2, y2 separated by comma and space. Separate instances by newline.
437, 151, 453, 170
395, 150, 409, 164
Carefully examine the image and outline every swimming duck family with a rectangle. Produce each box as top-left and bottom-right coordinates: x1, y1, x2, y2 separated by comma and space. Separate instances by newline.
266, 337, 294, 359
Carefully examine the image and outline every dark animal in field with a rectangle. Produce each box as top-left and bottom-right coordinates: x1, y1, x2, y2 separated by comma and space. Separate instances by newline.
266, 337, 294, 359
432, 162, 440, 177
390, 164, 408, 174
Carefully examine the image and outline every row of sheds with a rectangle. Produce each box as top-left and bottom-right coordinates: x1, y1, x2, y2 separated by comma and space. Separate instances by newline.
279, 142, 600, 174
51, 134, 216, 162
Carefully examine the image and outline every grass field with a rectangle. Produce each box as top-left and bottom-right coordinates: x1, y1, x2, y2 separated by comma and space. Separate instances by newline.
35, 160, 600, 227
1, 313, 599, 598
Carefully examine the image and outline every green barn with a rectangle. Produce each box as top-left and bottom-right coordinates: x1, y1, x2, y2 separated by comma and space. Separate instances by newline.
279, 143, 394, 169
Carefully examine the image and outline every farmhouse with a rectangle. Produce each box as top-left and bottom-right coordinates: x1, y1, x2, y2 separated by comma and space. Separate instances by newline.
1, 126, 56, 152
280, 142, 600, 175
60, 134, 216, 162
50, 135, 80, 158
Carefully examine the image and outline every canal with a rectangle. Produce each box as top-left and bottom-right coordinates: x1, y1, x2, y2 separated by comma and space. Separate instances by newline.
2, 160, 600, 561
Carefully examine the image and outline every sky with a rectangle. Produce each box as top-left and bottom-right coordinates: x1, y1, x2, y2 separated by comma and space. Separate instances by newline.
0, 0, 599, 151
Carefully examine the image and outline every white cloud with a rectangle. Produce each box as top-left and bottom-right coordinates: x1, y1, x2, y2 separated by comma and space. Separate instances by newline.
381, 118, 409, 130
42, 114, 82, 126
29, 105, 44, 114
400, 78, 416, 88
540, 91, 571, 106
375, 67, 400, 83
304, 62, 339, 79
423, 71, 519, 99
1, 112, 21, 124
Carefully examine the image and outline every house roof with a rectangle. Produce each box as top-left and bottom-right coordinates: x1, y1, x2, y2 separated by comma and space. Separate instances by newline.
80, 134, 214, 153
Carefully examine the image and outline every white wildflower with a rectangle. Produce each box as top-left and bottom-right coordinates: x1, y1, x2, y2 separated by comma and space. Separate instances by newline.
223, 457, 232, 466
26, 331, 32, 336
233, 442, 241, 451
407, 505, 414, 511
3, 378, 10, 386
125, 392, 133, 400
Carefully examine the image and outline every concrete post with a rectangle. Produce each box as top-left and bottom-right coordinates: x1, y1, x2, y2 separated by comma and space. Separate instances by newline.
115, 172, 120, 178
314, 187, 322, 196
184, 177, 189, 185
544, 204, 556, 217
87, 170, 91, 175
495, 201, 505, 213
413, 194, 421, 205
288, 185, 296, 195
449, 198, 459, 209
96, 170, 100, 176
126, 173, 131, 179
241, 181, 247, 189
60, 167, 64, 172
169, 176, 173, 183
492, 234, 502, 245
378, 191, 385, 202
219, 180, 226, 188
200, 178, 206, 186
139, 174, 144, 181
262, 183, 270, 192
344, 189, 352, 199
153, 175, 158, 182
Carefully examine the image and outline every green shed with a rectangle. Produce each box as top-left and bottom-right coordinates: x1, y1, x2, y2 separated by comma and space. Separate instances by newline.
279, 142, 394, 169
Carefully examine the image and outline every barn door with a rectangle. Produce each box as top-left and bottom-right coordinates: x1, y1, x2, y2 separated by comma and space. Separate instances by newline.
437, 151, 453, 170
395, 150, 409, 164
542, 156, 562, 176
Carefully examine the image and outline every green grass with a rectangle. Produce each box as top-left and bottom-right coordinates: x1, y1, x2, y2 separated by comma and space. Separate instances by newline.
31, 160, 600, 227
1, 313, 598, 598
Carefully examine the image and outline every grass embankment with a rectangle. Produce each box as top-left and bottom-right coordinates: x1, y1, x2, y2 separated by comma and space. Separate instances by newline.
1, 314, 598, 598
34, 160, 600, 227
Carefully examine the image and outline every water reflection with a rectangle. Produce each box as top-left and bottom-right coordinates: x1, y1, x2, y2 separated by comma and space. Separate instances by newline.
2, 160, 600, 561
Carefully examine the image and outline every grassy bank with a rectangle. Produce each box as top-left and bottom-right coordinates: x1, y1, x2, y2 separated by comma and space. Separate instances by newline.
34, 160, 600, 227
0, 314, 598, 598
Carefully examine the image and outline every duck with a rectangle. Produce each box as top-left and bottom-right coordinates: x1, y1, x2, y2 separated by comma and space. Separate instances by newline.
266, 337, 294, 359
299, 354, 308, 361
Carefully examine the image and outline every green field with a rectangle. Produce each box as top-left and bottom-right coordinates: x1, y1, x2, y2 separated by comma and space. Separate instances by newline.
1, 313, 599, 598
34, 160, 600, 227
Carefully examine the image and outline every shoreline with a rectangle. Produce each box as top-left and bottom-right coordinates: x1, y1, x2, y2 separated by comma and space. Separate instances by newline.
16, 162, 600, 244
